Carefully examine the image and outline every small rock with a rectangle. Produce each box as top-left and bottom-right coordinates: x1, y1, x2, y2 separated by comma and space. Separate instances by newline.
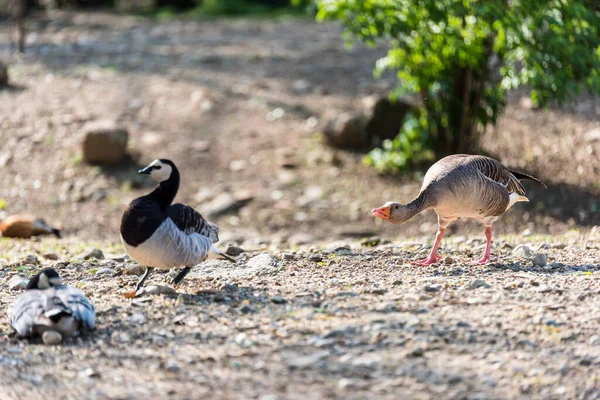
202, 192, 253, 218
467, 279, 490, 290
323, 327, 356, 339
42, 331, 63, 345
246, 253, 279, 276
532, 253, 547, 267
424, 284, 442, 293
271, 296, 287, 304
589, 335, 600, 345
23, 255, 39, 265
334, 291, 359, 297
444, 256, 455, 265
82, 120, 128, 164
291, 79, 311, 93
282, 253, 296, 261
309, 254, 323, 263
0, 62, 8, 86
125, 265, 146, 276
9, 276, 28, 291
192, 140, 211, 152
512, 245, 532, 258
129, 312, 146, 324
375, 302, 398, 313
240, 304, 257, 314
43, 253, 59, 261
536, 285, 553, 294
81, 248, 104, 260
234, 333, 253, 348
95, 268, 113, 276
584, 128, 600, 142
287, 351, 329, 369
136, 285, 176, 296
407, 347, 425, 358
287, 233, 314, 246
225, 245, 245, 257
78, 367, 100, 379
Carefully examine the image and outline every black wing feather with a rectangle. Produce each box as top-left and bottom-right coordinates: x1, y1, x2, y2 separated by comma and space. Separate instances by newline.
167, 203, 219, 243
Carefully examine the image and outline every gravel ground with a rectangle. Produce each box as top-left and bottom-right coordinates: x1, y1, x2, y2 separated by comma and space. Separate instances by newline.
1, 233, 600, 399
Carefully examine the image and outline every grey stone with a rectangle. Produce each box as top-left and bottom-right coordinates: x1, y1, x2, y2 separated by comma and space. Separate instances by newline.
95, 268, 113, 276
287, 351, 329, 369
424, 284, 442, 293
532, 253, 548, 267
0, 62, 7, 86
271, 296, 287, 304
246, 253, 279, 276
512, 245, 533, 258
136, 285, 176, 297
467, 279, 490, 290
81, 248, 104, 260
42, 331, 63, 345
225, 246, 245, 257
125, 265, 146, 276
9, 276, 29, 291
82, 120, 128, 165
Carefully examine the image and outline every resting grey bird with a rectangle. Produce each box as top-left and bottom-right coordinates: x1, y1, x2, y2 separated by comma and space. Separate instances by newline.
9, 268, 95, 344
120, 158, 234, 297
372, 154, 546, 265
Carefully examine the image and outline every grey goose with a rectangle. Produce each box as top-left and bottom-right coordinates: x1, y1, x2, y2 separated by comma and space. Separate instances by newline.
9, 268, 95, 344
120, 159, 233, 296
372, 154, 546, 265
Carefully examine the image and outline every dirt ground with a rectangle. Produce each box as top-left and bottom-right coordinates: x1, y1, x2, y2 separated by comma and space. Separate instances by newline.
0, 10, 600, 400
0, 234, 600, 399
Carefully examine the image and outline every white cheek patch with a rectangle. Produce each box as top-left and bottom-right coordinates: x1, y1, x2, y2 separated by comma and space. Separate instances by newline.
147, 160, 172, 182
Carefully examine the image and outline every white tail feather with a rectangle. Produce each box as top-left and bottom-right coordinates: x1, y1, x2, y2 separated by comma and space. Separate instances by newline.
506, 193, 529, 211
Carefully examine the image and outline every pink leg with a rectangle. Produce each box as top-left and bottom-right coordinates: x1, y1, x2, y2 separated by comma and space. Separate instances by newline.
411, 228, 445, 266
474, 226, 493, 265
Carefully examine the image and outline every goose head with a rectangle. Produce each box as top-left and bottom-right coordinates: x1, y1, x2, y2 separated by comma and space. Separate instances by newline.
26, 268, 62, 290
138, 159, 176, 183
372, 202, 411, 224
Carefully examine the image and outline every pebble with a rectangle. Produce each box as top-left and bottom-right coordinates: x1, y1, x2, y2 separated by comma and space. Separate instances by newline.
95, 268, 113, 276
271, 296, 287, 304
225, 246, 245, 257
240, 304, 258, 314
512, 245, 532, 258
136, 285, 176, 296
23, 255, 40, 265
309, 254, 323, 263
9, 276, 29, 291
81, 248, 104, 260
532, 253, 547, 267
375, 302, 398, 313
467, 279, 490, 290
43, 253, 59, 260
282, 253, 296, 261
42, 331, 62, 345
334, 291, 359, 297
424, 284, 442, 293
125, 265, 146, 276
246, 253, 279, 275
287, 351, 329, 369
589, 335, 600, 345
234, 333, 253, 348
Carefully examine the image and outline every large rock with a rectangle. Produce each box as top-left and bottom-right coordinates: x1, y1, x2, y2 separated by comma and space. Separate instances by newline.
322, 96, 414, 149
82, 120, 129, 165
362, 95, 413, 143
323, 112, 366, 149
0, 62, 8, 86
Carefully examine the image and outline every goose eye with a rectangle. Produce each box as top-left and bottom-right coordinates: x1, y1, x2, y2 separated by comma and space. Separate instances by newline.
394, 205, 399, 210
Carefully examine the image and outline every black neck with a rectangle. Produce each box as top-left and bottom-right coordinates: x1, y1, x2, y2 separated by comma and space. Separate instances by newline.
148, 168, 180, 210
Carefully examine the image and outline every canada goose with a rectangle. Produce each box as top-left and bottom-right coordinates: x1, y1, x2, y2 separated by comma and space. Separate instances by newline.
0, 215, 61, 238
9, 268, 95, 344
120, 159, 234, 296
372, 154, 546, 265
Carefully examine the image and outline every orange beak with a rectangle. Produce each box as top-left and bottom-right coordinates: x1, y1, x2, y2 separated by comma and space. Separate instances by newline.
372, 205, 390, 220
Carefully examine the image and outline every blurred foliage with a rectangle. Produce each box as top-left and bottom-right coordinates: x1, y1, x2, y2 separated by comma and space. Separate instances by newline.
310, 0, 600, 173
364, 112, 434, 173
